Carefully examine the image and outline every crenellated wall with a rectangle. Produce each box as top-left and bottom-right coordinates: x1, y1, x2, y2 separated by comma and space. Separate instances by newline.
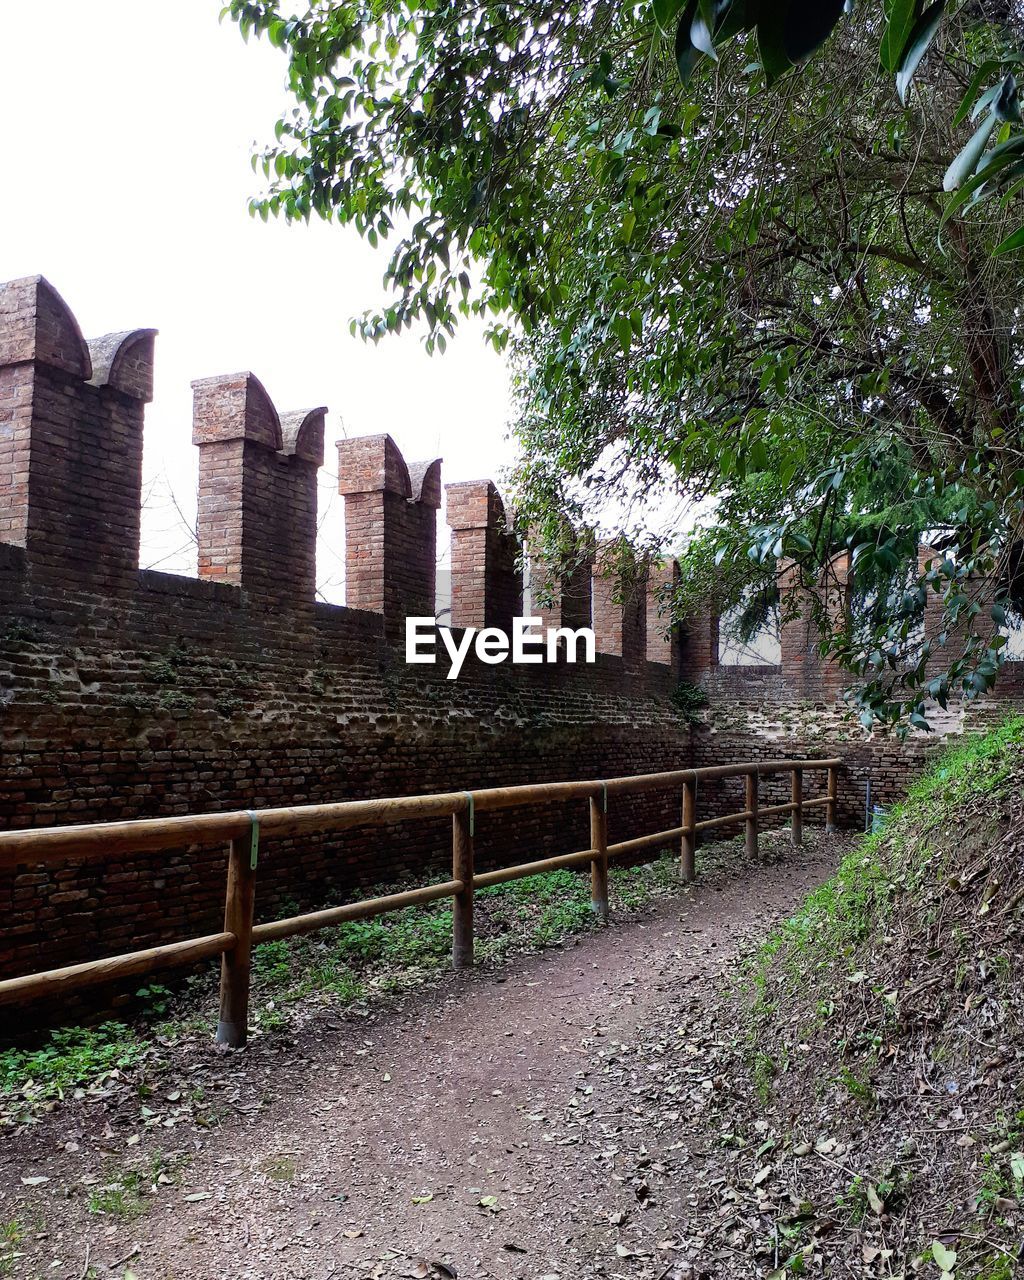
1, 275, 1022, 1028
0, 278, 697, 1023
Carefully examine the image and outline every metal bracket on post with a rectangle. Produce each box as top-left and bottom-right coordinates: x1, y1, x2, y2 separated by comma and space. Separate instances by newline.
462, 792, 475, 838
246, 811, 260, 870
600, 781, 608, 814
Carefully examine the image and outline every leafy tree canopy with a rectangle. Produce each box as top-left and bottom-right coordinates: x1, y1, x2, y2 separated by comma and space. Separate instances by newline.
227, 0, 1024, 730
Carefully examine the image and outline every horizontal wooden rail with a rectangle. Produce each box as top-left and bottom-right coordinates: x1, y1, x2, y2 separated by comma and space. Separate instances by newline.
695, 809, 753, 833
0, 932, 235, 1004
251, 880, 464, 945
0, 758, 842, 867
608, 825, 688, 858
0, 756, 843, 1042
473, 847, 597, 890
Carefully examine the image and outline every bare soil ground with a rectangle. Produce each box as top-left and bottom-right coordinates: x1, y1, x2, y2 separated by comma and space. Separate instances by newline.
0, 835, 845, 1280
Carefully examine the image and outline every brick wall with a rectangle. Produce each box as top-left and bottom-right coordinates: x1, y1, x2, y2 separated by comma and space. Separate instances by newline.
2, 275, 1023, 1030
0, 277, 698, 1027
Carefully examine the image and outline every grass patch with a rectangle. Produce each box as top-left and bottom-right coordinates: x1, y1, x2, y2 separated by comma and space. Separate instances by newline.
743, 712, 1024, 1123
748, 715, 1024, 1007
0, 1023, 147, 1102
260, 1154, 297, 1182
87, 1154, 182, 1220
88, 1178, 149, 1220
0, 1221, 21, 1279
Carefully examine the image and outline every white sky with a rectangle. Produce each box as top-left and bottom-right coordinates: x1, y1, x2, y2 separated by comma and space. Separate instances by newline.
0, 0, 513, 601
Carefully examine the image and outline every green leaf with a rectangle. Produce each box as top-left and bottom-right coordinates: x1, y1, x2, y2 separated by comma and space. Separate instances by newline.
674, 1, 701, 82
716, 0, 757, 41
954, 59, 1004, 126
993, 224, 1024, 255
690, 6, 718, 61
942, 112, 997, 191
931, 1241, 956, 1271
957, 59, 1003, 124
970, 82, 1005, 122
881, 0, 917, 74
938, 142, 1024, 237
781, 0, 847, 65
995, 73, 1022, 124
756, 11, 792, 87
653, 0, 686, 38
895, 1, 945, 106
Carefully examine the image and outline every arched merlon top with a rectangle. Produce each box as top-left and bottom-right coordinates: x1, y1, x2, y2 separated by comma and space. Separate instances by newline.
445, 479, 511, 531
337, 433, 413, 498
408, 458, 443, 508
281, 408, 327, 467
0, 276, 92, 379
191, 372, 283, 451
87, 330, 157, 402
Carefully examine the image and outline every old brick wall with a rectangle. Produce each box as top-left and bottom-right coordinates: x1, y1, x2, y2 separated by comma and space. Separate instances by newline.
2, 275, 1022, 1031
0, 564, 691, 993
0, 277, 696, 1025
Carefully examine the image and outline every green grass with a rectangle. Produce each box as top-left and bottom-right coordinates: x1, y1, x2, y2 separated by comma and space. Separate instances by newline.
902, 714, 1024, 808
0, 1023, 147, 1101
87, 1155, 180, 1220
0, 1216, 28, 1278
744, 715, 1024, 1105
88, 1179, 148, 1220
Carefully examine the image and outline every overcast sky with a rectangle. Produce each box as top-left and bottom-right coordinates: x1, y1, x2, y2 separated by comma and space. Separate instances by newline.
0, 0, 513, 599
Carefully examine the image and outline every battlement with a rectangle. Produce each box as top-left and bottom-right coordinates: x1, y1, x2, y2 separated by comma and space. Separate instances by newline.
0, 277, 154, 595
0, 276, 690, 676
191, 372, 324, 617
339, 434, 441, 635
3, 275, 999, 701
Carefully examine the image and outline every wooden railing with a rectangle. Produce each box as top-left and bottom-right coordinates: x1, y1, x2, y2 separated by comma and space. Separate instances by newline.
0, 757, 840, 1044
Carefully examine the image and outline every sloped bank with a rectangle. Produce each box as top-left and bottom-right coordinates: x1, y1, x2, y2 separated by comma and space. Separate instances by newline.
677, 717, 1024, 1277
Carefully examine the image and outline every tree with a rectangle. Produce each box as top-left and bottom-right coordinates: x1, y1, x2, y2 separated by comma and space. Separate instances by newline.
227, 0, 1024, 728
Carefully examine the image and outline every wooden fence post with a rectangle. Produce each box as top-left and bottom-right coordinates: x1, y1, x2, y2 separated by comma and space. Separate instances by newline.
216, 830, 257, 1048
745, 770, 759, 857
452, 807, 475, 968
791, 767, 803, 847
681, 776, 696, 884
826, 764, 838, 833
590, 791, 609, 922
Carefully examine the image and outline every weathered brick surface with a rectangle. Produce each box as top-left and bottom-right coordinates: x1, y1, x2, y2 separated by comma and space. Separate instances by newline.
339, 435, 440, 634
646, 560, 681, 672
0, 566, 692, 1022
446, 480, 522, 631
193, 374, 323, 616
592, 541, 648, 672
0, 277, 153, 599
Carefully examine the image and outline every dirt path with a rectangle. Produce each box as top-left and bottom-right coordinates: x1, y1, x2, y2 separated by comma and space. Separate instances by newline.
1, 837, 845, 1280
